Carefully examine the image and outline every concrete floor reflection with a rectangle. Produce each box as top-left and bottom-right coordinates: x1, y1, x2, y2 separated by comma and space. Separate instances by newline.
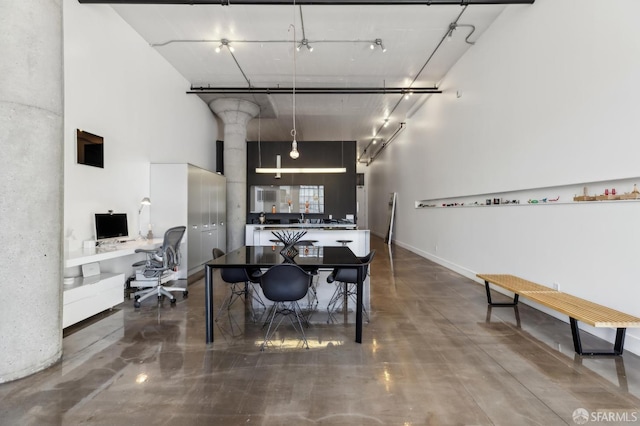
1, 236, 640, 425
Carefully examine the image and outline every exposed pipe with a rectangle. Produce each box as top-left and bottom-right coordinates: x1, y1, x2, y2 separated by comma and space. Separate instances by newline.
80, 1, 534, 5
365, 122, 406, 165
360, 4, 468, 164
188, 86, 441, 94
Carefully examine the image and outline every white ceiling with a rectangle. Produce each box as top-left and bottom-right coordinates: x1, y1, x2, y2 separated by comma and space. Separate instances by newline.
110, 2, 507, 162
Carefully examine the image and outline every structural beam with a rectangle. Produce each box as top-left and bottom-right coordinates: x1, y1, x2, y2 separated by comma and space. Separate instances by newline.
189, 87, 441, 95
79, 0, 534, 5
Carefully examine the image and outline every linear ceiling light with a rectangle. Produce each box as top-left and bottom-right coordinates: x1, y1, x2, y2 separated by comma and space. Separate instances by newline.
256, 167, 347, 174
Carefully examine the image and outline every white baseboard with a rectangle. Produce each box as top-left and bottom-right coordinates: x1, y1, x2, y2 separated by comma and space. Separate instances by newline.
388, 236, 640, 357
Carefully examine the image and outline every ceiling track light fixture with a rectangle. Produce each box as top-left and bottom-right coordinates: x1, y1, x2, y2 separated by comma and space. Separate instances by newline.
367, 122, 406, 165
296, 38, 314, 52
370, 38, 386, 52
215, 38, 235, 53
154, 37, 388, 51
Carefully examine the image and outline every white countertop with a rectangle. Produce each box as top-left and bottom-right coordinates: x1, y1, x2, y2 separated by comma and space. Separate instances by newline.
246, 223, 358, 230
65, 238, 163, 268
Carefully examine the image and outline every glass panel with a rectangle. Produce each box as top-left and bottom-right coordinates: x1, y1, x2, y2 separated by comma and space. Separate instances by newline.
250, 185, 324, 213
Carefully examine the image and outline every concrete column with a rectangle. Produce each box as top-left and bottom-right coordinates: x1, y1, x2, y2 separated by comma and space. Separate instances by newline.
0, 1, 64, 382
209, 99, 259, 251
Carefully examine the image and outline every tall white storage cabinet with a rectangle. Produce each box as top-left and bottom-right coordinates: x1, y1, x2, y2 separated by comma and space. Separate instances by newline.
150, 164, 226, 278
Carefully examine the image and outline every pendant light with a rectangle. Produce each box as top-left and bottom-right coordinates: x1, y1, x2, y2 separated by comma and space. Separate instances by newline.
289, 3, 300, 160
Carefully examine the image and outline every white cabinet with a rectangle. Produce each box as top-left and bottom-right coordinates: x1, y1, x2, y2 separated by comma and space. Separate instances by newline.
63, 239, 163, 328
151, 163, 226, 277
63, 273, 125, 328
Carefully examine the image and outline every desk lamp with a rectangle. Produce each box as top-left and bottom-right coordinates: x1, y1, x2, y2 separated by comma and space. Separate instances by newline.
137, 197, 151, 239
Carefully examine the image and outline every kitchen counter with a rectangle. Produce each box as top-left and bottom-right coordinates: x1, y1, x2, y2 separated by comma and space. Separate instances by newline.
250, 223, 357, 230
244, 224, 371, 314
245, 224, 369, 256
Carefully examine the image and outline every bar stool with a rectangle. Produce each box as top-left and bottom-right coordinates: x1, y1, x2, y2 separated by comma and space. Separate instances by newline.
294, 240, 320, 315
326, 250, 376, 323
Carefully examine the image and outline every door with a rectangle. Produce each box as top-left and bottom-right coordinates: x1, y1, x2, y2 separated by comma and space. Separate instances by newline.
356, 185, 368, 229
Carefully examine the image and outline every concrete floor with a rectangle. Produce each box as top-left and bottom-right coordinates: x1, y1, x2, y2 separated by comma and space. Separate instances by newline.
1, 236, 639, 425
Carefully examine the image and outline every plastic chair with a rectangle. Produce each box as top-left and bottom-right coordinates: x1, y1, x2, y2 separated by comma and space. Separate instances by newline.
258, 264, 313, 350
326, 250, 376, 323
131, 226, 187, 308
212, 248, 266, 322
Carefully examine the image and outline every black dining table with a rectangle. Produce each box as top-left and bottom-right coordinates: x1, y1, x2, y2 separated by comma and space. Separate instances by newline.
204, 245, 365, 344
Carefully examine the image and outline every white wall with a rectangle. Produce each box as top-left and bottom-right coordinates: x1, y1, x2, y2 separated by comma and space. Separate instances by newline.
367, 0, 640, 354
63, 0, 218, 253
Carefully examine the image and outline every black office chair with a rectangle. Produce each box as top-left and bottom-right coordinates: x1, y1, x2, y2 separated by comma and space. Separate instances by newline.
131, 226, 187, 308
326, 250, 376, 323
212, 248, 266, 322
258, 263, 313, 350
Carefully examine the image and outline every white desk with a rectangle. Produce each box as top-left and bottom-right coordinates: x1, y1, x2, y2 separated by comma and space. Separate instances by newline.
65, 238, 164, 268
63, 238, 163, 328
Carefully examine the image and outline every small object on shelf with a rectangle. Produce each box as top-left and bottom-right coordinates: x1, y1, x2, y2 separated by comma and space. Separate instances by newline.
271, 204, 276, 213
574, 187, 595, 201
573, 195, 596, 201
633, 184, 640, 194
595, 194, 619, 201
619, 193, 640, 200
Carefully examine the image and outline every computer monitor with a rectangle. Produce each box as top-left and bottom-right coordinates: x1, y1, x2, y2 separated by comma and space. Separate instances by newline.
94, 213, 129, 241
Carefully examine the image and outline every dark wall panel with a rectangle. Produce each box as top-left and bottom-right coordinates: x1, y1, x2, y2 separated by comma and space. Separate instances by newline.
247, 141, 357, 224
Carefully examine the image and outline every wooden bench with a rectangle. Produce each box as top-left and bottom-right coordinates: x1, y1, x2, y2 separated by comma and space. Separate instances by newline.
477, 274, 640, 356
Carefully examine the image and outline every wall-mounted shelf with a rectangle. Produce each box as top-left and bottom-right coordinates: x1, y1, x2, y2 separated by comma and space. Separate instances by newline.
415, 178, 640, 209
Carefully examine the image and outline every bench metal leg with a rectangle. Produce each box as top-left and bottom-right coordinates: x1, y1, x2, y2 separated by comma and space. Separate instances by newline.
484, 281, 519, 306
570, 318, 626, 356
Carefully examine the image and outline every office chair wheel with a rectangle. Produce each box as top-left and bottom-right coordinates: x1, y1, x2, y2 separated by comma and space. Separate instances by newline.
183, 290, 189, 298
170, 298, 177, 305
134, 301, 141, 308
